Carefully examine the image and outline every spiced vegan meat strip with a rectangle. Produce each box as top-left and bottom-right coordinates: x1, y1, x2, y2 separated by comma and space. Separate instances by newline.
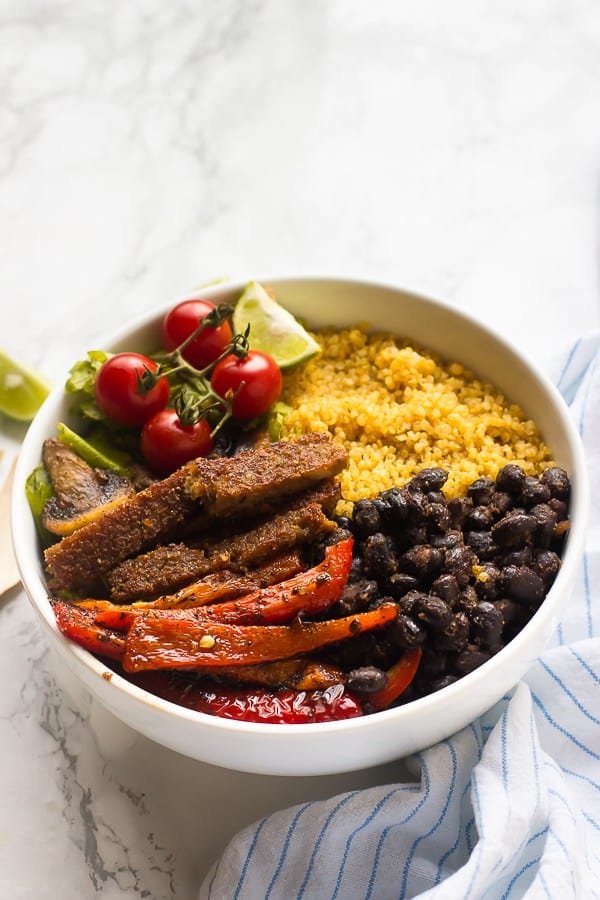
184, 432, 347, 515
44, 434, 348, 593
107, 480, 339, 601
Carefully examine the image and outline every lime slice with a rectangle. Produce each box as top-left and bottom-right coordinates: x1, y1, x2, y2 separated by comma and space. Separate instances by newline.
0, 350, 52, 421
233, 282, 321, 370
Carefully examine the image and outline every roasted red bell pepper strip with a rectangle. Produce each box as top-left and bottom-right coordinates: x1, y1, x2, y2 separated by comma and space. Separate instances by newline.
52, 600, 125, 661
130, 672, 362, 723
122, 602, 398, 672
367, 647, 423, 711
96, 538, 353, 631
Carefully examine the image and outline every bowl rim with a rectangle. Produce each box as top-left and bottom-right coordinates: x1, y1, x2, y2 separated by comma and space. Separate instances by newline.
11, 275, 590, 744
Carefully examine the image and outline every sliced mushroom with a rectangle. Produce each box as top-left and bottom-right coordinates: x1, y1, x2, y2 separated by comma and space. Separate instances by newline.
41, 439, 135, 536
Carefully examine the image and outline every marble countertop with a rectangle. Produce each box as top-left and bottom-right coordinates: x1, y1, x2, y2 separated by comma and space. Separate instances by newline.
1, 2, 599, 897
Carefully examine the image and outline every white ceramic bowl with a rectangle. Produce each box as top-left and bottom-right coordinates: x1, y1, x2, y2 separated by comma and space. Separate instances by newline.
12, 277, 589, 776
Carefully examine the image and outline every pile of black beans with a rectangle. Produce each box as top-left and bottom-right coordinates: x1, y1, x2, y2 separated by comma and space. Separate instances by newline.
326, 463, 570, 708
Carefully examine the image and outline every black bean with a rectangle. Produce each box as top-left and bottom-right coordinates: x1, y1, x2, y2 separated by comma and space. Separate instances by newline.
426, 502, 452, 532
465, 530, 498, 560
415, 468, 449, 491
387, 573, 420, 599
428, 674, 459, 692
533, 550, 561, 588
444, 545, 477, 586
406, 489, 430, 521
541, 467, 570, 501
430, 530, 463, 550
491, 512, 537, 547
489, 491, 513, 518
332, 579, 380, 616
427, 490, 446, 505
388, 614, 427, 649
319, 526, 353, 549
363, 533, 399, 578
548, 498, 568, 521
418, 646, 448, 678
470, 601, 504, 648
496, 464, 527, 495
348, 555, 364, 583
467, 477, 495, 506
352, 499, 382, 536
453, 645, 491, 675
493, 597, 523, 628
398, 590, 429, 616
501, 547, 533, 568
401, 525, 429, 548
434, 612, 470, 652
502, 565, 545, 604
455, 585, 478, 614
346, 666, 388, 693
530, 503, 557, 549
466, 506, 495, 531
335, 515, 353, 531
430, 573, 460, 605
374, 487, 412, 527
399, 545, 444, 580
447, 496, 474, 528
474, 564, 501, 601
413, 594, 453, 630
520, 476, 551, 508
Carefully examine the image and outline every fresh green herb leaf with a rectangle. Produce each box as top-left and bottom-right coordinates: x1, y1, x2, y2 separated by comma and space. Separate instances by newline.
267, 401, 292, 441
65, 351, 110, 394
25, 465, 55, 547
65, 351, 111, 422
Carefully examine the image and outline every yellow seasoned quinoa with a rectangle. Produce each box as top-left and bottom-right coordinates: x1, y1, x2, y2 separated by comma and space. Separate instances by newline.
279, 326, 553, 516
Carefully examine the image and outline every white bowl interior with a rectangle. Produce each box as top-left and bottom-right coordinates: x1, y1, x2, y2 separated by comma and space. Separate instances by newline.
12, 277, 589, 775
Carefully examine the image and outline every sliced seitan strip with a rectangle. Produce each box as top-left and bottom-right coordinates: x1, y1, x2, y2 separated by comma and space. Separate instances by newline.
44, 464, 198, 593
185, 432, 347, 516
107, 486, 338, 601
45, 434, 348, 593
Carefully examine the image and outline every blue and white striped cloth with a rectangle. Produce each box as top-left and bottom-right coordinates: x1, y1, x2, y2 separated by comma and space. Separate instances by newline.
199, 337, 600, 900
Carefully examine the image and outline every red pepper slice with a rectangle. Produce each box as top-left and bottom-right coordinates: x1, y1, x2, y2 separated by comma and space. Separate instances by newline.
131, 672, 362, 723
367, 647, 423, 711
122, 602, 398, 672
52, 601, 125, 661
96, 538, 353, 632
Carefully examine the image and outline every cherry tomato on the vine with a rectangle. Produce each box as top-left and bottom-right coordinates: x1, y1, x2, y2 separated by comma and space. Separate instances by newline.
140, 408, 213, 474
162, 299, 233, 369
94, 352, 169, 427
210, 350, 282, 420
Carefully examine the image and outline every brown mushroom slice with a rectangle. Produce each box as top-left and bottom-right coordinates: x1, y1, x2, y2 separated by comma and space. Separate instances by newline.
41, 439, 134, 536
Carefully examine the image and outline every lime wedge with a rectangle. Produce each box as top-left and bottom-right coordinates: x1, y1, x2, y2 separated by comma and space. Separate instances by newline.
233, 282, 321, 370
0, 350, 52, 421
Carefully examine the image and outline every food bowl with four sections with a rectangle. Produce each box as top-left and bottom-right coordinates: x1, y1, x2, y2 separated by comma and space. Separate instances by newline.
11, 277, 588, 776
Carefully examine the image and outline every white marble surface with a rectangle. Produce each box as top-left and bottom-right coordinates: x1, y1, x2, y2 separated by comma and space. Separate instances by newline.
1, 1, 599, 897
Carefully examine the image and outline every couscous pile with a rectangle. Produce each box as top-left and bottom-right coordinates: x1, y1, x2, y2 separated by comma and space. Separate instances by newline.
280, 326, 553, 515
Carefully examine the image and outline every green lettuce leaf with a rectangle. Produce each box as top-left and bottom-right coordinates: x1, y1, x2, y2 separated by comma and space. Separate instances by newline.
25, 465, 55, 547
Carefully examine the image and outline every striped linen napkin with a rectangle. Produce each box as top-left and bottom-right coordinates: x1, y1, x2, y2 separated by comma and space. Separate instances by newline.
199, 337, 600, 900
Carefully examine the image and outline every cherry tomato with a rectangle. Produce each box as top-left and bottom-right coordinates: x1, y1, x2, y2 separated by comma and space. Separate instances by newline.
94, 352, 169, 426
140, 408, 213, 474
211, 350, 282, 420
162, 299, 233, 369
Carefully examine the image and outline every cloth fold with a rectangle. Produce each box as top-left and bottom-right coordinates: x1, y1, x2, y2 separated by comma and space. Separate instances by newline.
200, 338, 600, 900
